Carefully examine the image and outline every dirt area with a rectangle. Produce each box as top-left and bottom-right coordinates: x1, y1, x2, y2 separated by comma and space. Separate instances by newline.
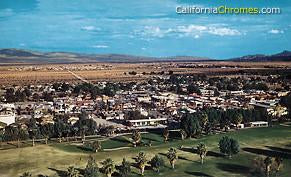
0, 62, 290, 86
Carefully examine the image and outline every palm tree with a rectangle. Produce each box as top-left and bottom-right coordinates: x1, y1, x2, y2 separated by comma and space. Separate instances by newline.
132, 130, 141, 147
264, 156, 273, 177
29, 128, 37, 147
81, 125, 88, 143
163, 128, 169, 142
135, 152, 147, 176
196, 143, 207, 164
28, 117, 38, 147
66, 166, 80, 177
199, 113, 208, 130
101, 158, 115, 177
40, 123, 53, 145
92, 140, 102, 152
84, 155, 99, 177
20, 172, 32, 177
180, 129, 186, 140
17, 125, 28, 148
274, 157, 283, 176
167, 147, 178, 169
119, 158, 131, 177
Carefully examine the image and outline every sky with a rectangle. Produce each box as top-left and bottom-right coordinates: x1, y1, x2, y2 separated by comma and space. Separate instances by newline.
0, 0, 290, 59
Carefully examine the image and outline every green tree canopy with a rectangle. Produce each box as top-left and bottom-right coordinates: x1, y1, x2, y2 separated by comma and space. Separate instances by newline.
149, 155, 165, 173
118, 158, 131, 177
84, 156, 99, 177
219, 136, 239, 158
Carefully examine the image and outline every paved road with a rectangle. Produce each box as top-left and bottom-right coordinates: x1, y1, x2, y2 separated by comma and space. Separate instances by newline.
67, 70, 90, 83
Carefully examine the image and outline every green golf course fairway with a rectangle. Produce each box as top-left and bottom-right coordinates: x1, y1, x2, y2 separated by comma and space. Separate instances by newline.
0, 125, 290, 177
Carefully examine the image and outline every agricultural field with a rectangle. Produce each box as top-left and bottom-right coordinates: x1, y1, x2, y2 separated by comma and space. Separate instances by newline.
0, 125, 290, 177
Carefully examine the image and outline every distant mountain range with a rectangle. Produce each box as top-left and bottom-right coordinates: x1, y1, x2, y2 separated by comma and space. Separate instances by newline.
0, 48, 212, 64
0, 48, 290, 64
229, 50, 291, 62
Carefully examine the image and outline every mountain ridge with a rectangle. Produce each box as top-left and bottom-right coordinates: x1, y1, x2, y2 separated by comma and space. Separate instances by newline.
0, 48, 290, 64
229, 50, 291, 62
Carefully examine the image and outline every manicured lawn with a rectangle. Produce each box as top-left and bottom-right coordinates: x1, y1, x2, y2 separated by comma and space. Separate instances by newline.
0, 125, 290, 177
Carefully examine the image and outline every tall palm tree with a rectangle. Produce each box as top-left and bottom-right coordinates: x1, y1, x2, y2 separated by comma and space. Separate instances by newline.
16, 125, 23, 148
196, 143, 207, 164
135, 152, 147, 176
92, 140, 102, 152
132, 130, 141, 147
264, 156, 273, 177
28, 117, 38, 147
40, 123, 54, 145
163, 128, 169, 142
274, 157, 283, 176
199, 113, 208, 130
81, 125, 88, 143
167, 147, 178, 169
101, 158, 115, 177
180, 129, 186, 140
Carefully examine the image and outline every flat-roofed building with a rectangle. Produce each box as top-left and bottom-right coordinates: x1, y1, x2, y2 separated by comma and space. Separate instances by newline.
249, 121, 268, 127
127, 117, 167, 128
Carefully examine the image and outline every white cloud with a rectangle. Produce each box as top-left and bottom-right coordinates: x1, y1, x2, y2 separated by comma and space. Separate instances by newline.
137, 24, 242, 39
142, 26, 167, 38
268, 29, 284, 34
81, 26, 100, 31
177, 25, 207, 33
92, 45, 109, 48
208, 27, 241, 36
177, 25, 241, 36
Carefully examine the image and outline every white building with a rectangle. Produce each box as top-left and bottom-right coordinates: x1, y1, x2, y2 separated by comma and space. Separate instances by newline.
249, 121, 268, 127
127, 118, 167, 128
0, 104, 16, 125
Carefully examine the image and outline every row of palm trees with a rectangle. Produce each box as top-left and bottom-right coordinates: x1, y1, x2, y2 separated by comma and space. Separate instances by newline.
20, 143, 284, 177
62, 147, 178, 177
61, 147, 179, 177
253, 156, 284, 177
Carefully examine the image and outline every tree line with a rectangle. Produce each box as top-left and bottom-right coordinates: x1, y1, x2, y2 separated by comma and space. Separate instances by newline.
1, 112, 113, 146
179, 107, 271, 138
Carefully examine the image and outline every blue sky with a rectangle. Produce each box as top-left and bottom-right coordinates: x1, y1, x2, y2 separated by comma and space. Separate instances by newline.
0, 0, 290, 59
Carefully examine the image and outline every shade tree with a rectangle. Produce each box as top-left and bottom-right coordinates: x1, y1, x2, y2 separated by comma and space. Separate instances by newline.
218, 136, 239, 158
180, 112, 201, 138
149, 155, 165, 173
84, 156, 99, 177
118, 158, 131, 177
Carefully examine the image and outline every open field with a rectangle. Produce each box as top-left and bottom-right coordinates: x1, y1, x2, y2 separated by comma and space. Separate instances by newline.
0, 62, 291, 85
0, 125, 290, 177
